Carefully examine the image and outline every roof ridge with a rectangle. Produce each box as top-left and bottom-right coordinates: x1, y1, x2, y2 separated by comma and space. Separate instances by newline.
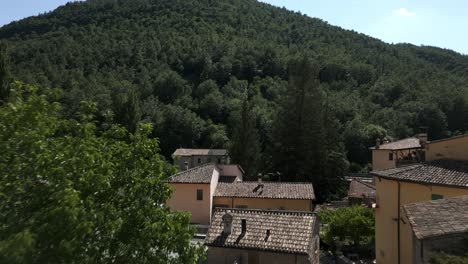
232, 181, 313, 184
170, 162, 215, 177
353, 179, 376, 189
214, 207, 316, 216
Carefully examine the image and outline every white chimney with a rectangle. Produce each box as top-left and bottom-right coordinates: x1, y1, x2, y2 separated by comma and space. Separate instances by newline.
222, 213, 233, 235
184, 161, 189, 171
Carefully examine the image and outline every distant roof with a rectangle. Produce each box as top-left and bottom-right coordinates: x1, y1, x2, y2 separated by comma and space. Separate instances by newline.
172, 148, 227, 156
403, 195, 468, 240
348, 179, 376, 198
169, 163, 216, 184
427, 134, 468, 144
370, 137, 421, 150
214, 182, 315, 200
371, 160, 468, 188
205, 208, 317, 255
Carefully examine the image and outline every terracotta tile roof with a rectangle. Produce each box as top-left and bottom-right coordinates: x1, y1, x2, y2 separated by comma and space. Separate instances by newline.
371, 160, 468, 188
370, 137, 421, 150
348, 179, 376, 198
172, 148, 227, 156
214, 182, 315, 200
403, 195, 468, 239
169, 163, 216, 184
205, 208, 318, 255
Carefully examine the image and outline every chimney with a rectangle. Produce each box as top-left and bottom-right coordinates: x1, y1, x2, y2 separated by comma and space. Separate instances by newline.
222, 213, 233, 235
184, 161, 189, 171
241, 219, 247, 234
265, 229, 271, 241
375, 138, 381, 149
416, 133, 428, 146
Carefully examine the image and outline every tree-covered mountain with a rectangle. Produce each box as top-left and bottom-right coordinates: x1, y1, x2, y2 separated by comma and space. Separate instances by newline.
1, 0, 468, 194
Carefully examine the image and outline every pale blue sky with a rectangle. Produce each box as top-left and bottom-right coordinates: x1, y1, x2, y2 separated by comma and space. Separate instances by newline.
0, 0, 467, 54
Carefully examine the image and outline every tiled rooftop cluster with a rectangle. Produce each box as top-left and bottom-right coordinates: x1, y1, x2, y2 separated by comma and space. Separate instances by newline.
214, 182, 315, 200
205, 208, 317, 254
348, 179, 376, 198
169, 163, 216, 183
370, 137, 421, 150
371, 159, 468, 188
403, 195, 468, 239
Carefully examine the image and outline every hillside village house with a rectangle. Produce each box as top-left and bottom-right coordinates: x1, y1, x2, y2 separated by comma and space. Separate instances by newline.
371, 134, 468, 264
402, 195, 468, 263
166, 163, 315, 225
370, 134, 426, 171
172, 148, 229, 171
205, 208, 320, 264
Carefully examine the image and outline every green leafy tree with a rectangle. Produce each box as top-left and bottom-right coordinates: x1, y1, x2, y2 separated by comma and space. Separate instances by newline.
113, 89, 142, 133
0, 42, 10, 102
229, 91, 261, 179
273, 58, 348, 200
319, 206, 375, 251
0, 82, 204, 263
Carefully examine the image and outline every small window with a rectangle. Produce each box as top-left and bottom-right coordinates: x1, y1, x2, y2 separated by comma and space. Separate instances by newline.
198, 158, 201, 164
197, 189, 203, 200
389, 153, 394, 161
431, 194, 443, 200
207, 157, 211, 162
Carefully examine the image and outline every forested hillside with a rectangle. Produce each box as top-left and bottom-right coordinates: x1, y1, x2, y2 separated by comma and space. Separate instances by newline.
1, 0, 468, 199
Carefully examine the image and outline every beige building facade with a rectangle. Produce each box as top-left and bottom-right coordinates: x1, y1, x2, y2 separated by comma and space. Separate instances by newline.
167, 164, 315, 225
426, 134, 468, 161
166, 165, 220, 225
372, 134, 468, 264
370, 137, 423, 171
207, 247, 311, 264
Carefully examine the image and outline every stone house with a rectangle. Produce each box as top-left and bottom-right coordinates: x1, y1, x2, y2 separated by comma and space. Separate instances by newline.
172, 148, 229, 171
205, 208, 320, 264
402, 195, 468, 263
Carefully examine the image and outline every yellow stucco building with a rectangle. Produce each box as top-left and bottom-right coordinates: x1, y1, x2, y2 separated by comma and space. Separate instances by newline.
166, 163, 315, 225
371, 134, 468, 264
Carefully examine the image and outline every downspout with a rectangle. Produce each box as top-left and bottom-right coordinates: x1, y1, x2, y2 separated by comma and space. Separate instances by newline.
397, 182, 401, 264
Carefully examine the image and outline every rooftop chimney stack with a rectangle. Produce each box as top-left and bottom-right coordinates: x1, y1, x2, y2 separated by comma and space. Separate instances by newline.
241, 219, 247, 234
375, 138, 381, 149
184, 161, 189, 171
222, 213, 233, 235
416, 127, 428, 146
265, 229, 271, 241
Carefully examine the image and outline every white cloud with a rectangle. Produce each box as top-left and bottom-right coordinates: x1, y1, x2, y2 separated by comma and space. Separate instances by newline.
394, 8, 416, 17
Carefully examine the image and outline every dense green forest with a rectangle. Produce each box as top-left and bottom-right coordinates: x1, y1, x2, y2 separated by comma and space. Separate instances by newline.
1, 0, 468, 199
